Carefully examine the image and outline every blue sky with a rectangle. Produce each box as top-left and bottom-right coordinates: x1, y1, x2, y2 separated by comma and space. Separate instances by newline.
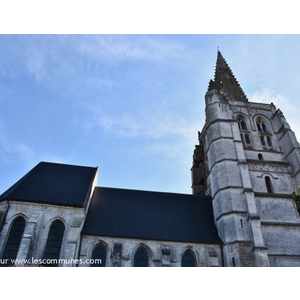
1, 34, 300, 195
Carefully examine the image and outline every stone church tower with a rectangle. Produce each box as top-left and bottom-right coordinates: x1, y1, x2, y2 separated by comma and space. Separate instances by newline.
191, 51, 300, 267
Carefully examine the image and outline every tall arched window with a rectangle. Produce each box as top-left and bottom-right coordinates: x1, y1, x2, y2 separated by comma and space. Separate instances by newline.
265, 176, 273, 193
91, 245, 107, 267
237, 116, 251, 147
43, 220, 65, 266
181, 249, 196, 267
133, 248, 149, 267
1, 217, 25, 266
257, 118, 273, 149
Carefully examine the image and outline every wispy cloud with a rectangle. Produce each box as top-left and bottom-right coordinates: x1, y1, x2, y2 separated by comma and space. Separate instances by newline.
0, 122, 36, 165
26, 50, 47, 83
0, 119, 70, 168
251, 88, 290, 106
84, 77, 114, 89
0, 35, 190, 98
251, 88, 300, 140
97, 108, 201, 141
77, 35, 188, 63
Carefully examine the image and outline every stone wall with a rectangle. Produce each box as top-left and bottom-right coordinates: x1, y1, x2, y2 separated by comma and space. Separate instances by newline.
79, 235, 223, 267
0, 201, 86, 266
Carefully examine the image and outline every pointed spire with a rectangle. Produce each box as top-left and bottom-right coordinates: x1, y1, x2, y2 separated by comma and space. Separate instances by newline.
208, 51, 248, 102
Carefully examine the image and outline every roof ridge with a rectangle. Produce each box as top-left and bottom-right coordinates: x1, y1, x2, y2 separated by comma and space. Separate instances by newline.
96, 186, 211, 198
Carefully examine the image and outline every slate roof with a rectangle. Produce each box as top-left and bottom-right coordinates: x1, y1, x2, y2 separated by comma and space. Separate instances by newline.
82, 187, 222, 244
0, 162, 98, 207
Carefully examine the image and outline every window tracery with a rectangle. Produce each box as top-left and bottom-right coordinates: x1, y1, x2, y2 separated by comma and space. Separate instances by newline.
256, 118, 273, 149
237, 116, 251, 148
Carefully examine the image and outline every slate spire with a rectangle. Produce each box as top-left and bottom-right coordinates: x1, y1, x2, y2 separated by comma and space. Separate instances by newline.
208, 51, 248, 102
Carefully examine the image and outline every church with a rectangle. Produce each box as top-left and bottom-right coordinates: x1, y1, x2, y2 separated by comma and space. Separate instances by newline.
1, 51, 300, 267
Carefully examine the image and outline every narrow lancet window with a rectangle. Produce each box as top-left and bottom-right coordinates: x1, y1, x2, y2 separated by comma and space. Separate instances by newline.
265, 176, 273, 193
237, 117, 251, 147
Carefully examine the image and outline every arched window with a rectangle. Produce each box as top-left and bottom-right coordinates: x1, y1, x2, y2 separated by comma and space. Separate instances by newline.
181, 250, 196, 267
257, 120, 268, 132
91, 245, 107, 267
265, 176, 273, 193
133, 248, 149, 267
237, 117, 247, 131
1, 217, 25, 265
257, 118, 273, 149
258, 153, 263, 160
237, 116, 251, 148
43, 220, 65, 266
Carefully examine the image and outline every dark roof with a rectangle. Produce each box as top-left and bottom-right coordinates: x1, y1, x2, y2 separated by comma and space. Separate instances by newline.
82, 187, 222, 244
0, 162, 98, 207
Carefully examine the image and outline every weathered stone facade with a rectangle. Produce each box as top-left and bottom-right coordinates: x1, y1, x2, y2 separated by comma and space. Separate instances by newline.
0, 163, 222, 267
191, 51, 300, 267
79, 235, 222, 267
0, 199, 222, 267
0, 201, 86, 266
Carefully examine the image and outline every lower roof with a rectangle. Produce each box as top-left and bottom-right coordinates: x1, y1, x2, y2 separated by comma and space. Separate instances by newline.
82, 187, 222, 244
0, 162, 98, 207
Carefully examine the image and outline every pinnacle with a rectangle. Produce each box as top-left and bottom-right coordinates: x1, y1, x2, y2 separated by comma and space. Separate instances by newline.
208, 79, 217, 91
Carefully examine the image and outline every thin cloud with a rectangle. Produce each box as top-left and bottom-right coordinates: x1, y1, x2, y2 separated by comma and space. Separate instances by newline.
78, 35, 188, 63
97, 109, 202, 141
251, 88, 300, 141
84, 77, 114, 89
251, 88, 289, 106
0, 127, 36, 165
